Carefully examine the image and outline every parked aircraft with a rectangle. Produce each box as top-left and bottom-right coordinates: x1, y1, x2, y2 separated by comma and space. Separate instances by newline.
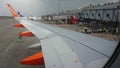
17, 11, 41, 20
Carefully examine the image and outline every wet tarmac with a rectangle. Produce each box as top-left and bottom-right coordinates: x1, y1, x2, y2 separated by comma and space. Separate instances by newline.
0, 18, 44, 68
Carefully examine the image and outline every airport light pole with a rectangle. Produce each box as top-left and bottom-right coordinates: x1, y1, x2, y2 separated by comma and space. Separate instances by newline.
58, 0, 60, 15
57, 0, 60, 22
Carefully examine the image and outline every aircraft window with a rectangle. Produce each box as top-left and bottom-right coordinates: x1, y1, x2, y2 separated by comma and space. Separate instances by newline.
104, 42, 120, 68
1, 0, 120, 68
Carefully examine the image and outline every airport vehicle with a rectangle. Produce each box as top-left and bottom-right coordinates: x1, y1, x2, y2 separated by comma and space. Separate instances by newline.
81, 27, 92, 34
7, 3, 119, 68
69, 16, 77, 24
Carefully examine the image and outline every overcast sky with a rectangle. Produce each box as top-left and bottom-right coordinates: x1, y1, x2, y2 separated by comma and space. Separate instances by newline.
0, 0, 119, 16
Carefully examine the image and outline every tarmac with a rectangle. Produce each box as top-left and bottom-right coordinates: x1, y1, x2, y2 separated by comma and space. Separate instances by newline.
0, 18, 119, 68
0, 18, 44, 68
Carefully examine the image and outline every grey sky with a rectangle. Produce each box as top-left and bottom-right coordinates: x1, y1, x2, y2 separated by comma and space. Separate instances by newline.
0, 0, 119, 16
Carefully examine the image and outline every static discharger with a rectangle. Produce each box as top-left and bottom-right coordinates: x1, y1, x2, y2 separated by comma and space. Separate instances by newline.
18, 31, 34, 37
21, 52, 44, 65
14, 24, 24, 28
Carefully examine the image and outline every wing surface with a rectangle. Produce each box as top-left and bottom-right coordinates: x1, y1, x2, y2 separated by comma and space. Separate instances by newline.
20, 19, 118, 68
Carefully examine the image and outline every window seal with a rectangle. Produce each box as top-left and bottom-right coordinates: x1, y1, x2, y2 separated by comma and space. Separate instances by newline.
103, 41, 120, 68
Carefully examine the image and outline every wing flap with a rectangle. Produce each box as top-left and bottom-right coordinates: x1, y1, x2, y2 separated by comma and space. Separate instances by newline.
59, 52, 83, 68
41, 37, 83, 68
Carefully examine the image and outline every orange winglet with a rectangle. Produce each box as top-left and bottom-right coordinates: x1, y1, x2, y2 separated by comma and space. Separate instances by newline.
18, 31, 34, 37
21, 52, 44, 65
7, 3, 19, 17
14, 24, 24, 28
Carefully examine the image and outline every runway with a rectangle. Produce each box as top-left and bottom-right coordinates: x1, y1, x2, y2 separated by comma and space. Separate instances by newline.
0, 18, 44, 68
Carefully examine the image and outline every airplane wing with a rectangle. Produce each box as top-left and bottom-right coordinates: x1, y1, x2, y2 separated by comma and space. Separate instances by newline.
7, 3, 119, 68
